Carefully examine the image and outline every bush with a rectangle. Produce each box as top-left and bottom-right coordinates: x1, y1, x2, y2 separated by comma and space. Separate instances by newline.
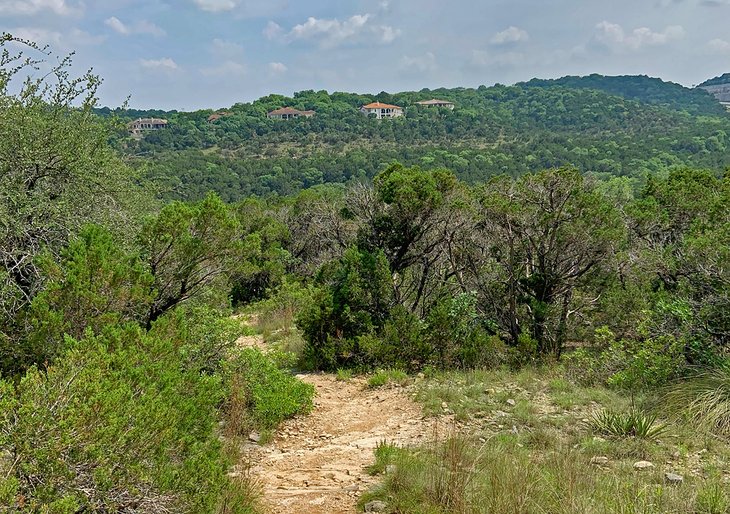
586, 409, 667, 440
227, 348, 314, 429
0, 325, 233, 513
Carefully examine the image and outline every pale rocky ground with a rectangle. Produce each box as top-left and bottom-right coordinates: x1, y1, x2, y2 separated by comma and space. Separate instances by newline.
235, 330, 449, 514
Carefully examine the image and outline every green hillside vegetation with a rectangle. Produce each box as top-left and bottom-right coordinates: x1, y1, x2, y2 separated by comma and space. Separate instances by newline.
4, 33, 730, 513
699, 72, 730, 87
108, 75, 730, 202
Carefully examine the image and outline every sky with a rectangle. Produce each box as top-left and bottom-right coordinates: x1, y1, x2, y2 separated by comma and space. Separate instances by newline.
2, 0, 730, 110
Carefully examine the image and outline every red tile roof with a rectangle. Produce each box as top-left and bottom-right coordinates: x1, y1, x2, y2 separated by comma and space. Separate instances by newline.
268, 107, 315, 116
361, 102, 402, 110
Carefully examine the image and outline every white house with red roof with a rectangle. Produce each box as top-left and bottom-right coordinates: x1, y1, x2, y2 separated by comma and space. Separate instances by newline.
267, 107, 316, 120
360, 102, 404, 119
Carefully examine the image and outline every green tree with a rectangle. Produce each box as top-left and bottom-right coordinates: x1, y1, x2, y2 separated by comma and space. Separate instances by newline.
139, 193, 241, 326
476, 168, 625, 356
0, 35, 149, 339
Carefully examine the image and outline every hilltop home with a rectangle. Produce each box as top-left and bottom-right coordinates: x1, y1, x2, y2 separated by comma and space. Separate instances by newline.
267, 107, 315, 120
360, 102, 404, 119
128, 118, 168, 135
415, 98, 455, 110
207, 111, 231, 123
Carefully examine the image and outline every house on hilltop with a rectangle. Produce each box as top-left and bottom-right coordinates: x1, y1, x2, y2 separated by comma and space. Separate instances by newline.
267, 107, 315, 120
360, 102, 404, 119
415, 98, 455, 110
128, 118, 168, 135
207, 111, 231, 123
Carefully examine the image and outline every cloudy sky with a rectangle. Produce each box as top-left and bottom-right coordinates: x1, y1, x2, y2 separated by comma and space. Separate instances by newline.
2, 0, 730, 110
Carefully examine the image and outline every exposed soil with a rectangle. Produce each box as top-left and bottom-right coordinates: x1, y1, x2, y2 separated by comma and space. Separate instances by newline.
243, 372, 446, 513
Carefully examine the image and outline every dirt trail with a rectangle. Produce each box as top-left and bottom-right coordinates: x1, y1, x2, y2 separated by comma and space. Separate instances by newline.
244, 372, 445, 514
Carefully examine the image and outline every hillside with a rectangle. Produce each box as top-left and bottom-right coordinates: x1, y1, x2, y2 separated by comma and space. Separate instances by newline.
110, 74, 730, 202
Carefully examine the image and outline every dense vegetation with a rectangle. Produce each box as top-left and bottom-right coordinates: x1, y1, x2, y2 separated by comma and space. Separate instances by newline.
4, 32, 730, 513
110, 75, 730, 202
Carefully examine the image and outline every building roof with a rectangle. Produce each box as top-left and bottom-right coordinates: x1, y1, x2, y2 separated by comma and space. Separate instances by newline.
129, 117, 168, 125
415, 99, 454, 106
207, 112, 230, 122
361, 102, 402, 110
267, 107, 315, 116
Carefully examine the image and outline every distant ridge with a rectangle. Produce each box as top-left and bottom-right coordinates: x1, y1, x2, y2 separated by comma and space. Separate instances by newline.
698, 73, 730, 104
521, 74, 723, 116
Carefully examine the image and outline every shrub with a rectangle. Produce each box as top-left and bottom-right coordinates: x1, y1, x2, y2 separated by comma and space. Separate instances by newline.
227, 348, 314, 429
0, 325, 233, 513
586, 409, 667, 440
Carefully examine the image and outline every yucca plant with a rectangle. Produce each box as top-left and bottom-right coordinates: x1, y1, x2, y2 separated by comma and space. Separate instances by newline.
664, 368, 730, 436
586, 409, 668, 440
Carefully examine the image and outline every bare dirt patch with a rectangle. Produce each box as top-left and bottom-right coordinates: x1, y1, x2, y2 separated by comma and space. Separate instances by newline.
245, 373, 447, 514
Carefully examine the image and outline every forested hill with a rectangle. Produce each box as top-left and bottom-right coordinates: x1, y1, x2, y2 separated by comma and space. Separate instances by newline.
699, 73, 730, 87
522, 74, 724, 116
111, 74, 730, 202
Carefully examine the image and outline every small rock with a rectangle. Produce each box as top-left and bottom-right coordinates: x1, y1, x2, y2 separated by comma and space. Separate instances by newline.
441, 401, 449, 410
386, 464, 397, 474
671, 451, 681, 459
590, 456, 609, 465
343, 484, 359, 492
248, 432, 261, 443
592, 436, 606, 443
511, 425, 519, 435
665, 472, 684, 484
633, 461, 654, 470
485, 388, 496, 395
479, 437, 487, 443
506, 399, 516, 406
365, 500, 388, 512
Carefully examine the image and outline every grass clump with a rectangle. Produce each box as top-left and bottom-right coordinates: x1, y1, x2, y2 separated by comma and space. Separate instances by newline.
664, 369, 730, 436
336, 368, 353, 381
368, 368, 409, 388
586, 409, 667, 440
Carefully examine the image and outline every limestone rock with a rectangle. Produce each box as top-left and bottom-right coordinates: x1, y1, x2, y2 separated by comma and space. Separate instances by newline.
590, 456, 609, 465
365, 500, 388, 512
633, 460, 654, 470
665, 472, 684, 484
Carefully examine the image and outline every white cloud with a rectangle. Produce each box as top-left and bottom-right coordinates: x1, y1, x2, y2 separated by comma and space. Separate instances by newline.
105, 17, 165, 37
491, 26, 530, 45
708, 38, 730, 53
400, 52, 437, 73
376, 25, 400, 43
281, 13, 400, 48
8, 26, 103, 48
105, 17, 129, 35
595, 21, 685, 50
140, 58, 179, 71
263, 21, 283, 40
268, 61, 287, 73
192, 0, 237, 13
0, 0, 78, 16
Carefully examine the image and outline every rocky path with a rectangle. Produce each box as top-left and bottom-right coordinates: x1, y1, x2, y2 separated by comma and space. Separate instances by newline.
244, 373, 444, 514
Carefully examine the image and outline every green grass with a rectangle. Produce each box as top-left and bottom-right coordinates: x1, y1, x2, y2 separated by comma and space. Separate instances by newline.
368, 369, 409, 389
365, 366, 730, 513
336, 368, 353, 382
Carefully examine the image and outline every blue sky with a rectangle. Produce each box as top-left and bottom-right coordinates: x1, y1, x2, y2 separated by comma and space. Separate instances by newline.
2, 0, 730, 110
